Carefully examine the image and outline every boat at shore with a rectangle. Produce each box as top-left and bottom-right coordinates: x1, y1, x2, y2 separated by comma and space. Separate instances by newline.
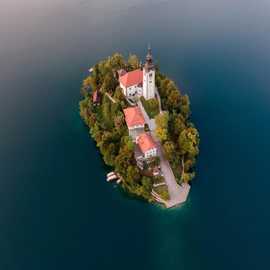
106, 172, 119, 182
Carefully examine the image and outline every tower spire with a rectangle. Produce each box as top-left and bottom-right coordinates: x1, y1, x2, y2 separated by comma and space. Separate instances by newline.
148, 43, 152, 54
144, 44, 154, 71
142, 44, 156, 100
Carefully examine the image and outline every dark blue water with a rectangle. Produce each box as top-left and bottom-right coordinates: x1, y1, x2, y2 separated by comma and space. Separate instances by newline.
1, 0, 270, 269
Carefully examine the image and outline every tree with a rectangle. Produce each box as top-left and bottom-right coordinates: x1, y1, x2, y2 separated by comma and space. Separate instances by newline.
155, 126, 168, 142
102, 72, 117, 92
80, 76, 93, 96
155, 112, 169, 142
101, 97, 112, 129
170, 112, 186, 139
103, 143, 117, 166
90, 123, 103, 144
182, 172, 195, 183
158, 78, 170, 97
92, 64, 102, 87
114, 113, 125, 130
109, 53, 126, 70
115, 147, 134, 176
127, 165, 140, 184
167, 89, 181, 111
184, 158, 196, 171
180, 95, 190, 119
141, 176, 153, 192
127, 54, 140, 70
178, 127, 199, 156
121, 136, 134, 151
113, 86, 125, 101
163, 140, 175, 161
140, 97, 159, 118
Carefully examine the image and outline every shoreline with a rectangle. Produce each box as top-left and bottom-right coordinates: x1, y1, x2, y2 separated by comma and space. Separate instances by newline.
79, 52, 199, 207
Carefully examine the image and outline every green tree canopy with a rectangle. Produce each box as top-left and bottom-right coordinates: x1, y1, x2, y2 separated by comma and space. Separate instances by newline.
163, 140, 176, 161
178, 127, 199, 156
127, 54, 140, 70
155, 112, 169, 142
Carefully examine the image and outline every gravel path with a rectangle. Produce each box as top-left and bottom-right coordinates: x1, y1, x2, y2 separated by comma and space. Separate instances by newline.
156, 140, 190, 207
138, 98, 190, 207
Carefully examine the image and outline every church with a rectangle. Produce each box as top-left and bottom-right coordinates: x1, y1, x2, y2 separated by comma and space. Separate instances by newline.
118, 46, 156, 100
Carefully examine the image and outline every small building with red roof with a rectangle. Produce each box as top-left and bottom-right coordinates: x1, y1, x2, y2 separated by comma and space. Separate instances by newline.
92, 89, 101, 105
136, 132, 157, 159
123, 106, 145, 140
119, 69, 143, 97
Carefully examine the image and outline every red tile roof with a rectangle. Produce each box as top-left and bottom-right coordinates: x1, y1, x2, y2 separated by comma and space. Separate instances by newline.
137, 133, 157, 153
119, 69, 143, 88
123, 106, 145, 128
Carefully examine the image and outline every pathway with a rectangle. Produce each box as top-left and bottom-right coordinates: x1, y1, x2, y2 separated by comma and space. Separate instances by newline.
134, 95, 190, 208
138, 97, 190, 207
105, 92, 117, 103
155, 139, 190, 208
137, 100, 156, 131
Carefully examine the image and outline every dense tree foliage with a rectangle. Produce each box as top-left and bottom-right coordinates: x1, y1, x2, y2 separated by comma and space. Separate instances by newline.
127, 54, 140, 70
155, 70, 200, 183
79, 53, 157, 202
155, 112, 169, 142
79, 53, 199, 204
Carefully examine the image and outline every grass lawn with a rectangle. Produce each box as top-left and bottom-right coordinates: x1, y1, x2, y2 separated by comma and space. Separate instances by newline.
140, 96, 159, 118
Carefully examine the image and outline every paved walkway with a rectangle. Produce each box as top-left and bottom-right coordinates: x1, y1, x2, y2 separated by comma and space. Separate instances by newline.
155, 139, 190, 208
155, 87, 163, 112
105, 92, 117, 103
137, 100, 156, 131
133, 94, 190, 208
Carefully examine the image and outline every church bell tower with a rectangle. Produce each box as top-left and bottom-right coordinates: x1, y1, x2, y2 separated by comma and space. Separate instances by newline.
143, 45, 155, 100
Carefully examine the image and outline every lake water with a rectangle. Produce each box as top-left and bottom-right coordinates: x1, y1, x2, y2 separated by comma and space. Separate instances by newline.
1, 0, 270, 269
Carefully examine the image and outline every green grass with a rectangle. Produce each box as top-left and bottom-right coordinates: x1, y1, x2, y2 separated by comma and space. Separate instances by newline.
140, 96, 160, 118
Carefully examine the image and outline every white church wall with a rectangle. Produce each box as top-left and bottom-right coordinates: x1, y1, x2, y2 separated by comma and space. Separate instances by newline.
145, 147, 157, 158
143, 69, 155, 100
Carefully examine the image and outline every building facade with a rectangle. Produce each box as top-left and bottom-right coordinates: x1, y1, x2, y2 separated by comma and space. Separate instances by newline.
119, 69, 143, 97
142, 46, 155, 100
118, 46, 156, 100
123, 106, 145, 141
136, 132, 157, 159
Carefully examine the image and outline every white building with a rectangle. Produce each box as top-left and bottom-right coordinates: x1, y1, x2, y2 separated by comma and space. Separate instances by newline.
142, 46, 155, 99
119, 69, 143, 97
123, 106, 145, 141
136, 132, 157, 159
118, 46, 156, 100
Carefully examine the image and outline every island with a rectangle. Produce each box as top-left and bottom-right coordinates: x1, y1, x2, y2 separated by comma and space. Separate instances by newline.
79, 46, 200, 208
